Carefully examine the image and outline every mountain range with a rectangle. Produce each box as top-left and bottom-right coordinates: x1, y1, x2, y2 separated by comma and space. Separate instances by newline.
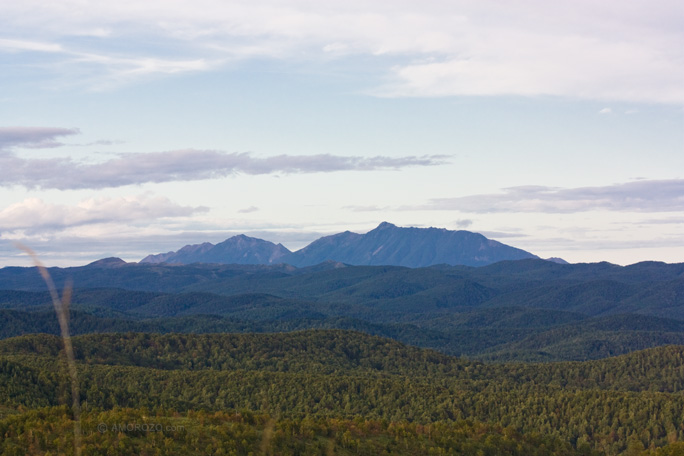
141, 222, 538, 267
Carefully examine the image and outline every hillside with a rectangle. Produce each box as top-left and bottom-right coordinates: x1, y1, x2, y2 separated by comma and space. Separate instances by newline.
3, 330, 684, 454
2, 259, 684, 361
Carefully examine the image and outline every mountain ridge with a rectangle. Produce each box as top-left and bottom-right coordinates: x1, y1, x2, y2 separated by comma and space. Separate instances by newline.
141, 235, 291, 265
140, 222, 539, 268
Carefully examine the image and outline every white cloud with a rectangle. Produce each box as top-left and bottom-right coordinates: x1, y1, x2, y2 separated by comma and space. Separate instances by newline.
0, 37, 220, 90
598, 107, 612, 114
380, 33, 684, 103
1, 0, 681, 102
343, 205, 391, 212
0, 38, 64, 53
0, 194, 207, 233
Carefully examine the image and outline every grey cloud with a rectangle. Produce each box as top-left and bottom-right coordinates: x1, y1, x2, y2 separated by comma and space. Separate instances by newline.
518, 235, 684, 252
235, 153, 446, 174
0, 148, 448, 190
478, 231, 528, 239
76, 139, 125, 147
0, 126, 80, 150
237, 206, 259, 214
639, 217, 684, 225
425, 180, 684, 213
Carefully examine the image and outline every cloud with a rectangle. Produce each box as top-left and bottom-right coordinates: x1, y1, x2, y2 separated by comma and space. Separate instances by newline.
515, 235, 684, 252
0, 38, 64, 53
0, 194, 208, 233
454, 219, 472, 228
479, 230, 528, 239
1, 0, 682, 103
237, 206, 259, 213
422, 179, 684, 213
73, 53, 217, 90
74, 139, 125, 147
380, 33, 684, 103
0, 37, 219, 91
0, 141, 448, 189
343, 205, 391, 212
598, 107, 612, 114
0, 126, 80, 150
638, 216, 684, 225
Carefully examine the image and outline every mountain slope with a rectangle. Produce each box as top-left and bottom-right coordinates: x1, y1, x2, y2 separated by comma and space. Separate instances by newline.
141, 222, 538, 268
140, 235, 291, 265
144, 222, 538, 267
286, 222, 539, 267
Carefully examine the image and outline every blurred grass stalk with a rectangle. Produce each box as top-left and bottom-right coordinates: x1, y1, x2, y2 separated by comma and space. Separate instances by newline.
16, 244, 82, 456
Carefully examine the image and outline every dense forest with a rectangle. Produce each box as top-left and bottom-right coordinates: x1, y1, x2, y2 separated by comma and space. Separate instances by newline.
0, 406, 584, 456
3, 330, 684, 455
2, 259, 684, 454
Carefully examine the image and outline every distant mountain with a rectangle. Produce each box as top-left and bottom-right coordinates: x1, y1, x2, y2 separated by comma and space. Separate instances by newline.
141, 242, 215, 264
545, 257, 569, 265
86, 257, 129, 268
283, 222, 538, 267
141, 235, 291, 265
140, 222, 538, 267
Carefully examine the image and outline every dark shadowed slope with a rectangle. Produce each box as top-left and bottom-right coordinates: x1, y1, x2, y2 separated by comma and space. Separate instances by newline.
282, 222, 539, 267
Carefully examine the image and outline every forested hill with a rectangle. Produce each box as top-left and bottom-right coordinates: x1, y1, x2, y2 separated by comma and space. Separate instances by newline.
4, 330, 684, 392
1, 258, 684, 361
3, 330, 684, 454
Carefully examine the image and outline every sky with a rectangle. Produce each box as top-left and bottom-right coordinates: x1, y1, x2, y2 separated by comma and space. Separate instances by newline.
0, 0, 683, 267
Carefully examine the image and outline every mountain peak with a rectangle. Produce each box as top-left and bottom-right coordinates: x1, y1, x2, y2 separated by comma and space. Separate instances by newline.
545, 257, 569, 264
142, 234, 292, 265
375, 221, 397, 230
283, 222, 537, 267
86, 257, 128, 268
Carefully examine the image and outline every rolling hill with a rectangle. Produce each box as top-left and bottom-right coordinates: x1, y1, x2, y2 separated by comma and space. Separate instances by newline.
2, 258, 684, 361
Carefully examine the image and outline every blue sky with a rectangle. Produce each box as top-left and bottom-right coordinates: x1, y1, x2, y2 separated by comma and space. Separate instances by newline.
0, 0, 683, 266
